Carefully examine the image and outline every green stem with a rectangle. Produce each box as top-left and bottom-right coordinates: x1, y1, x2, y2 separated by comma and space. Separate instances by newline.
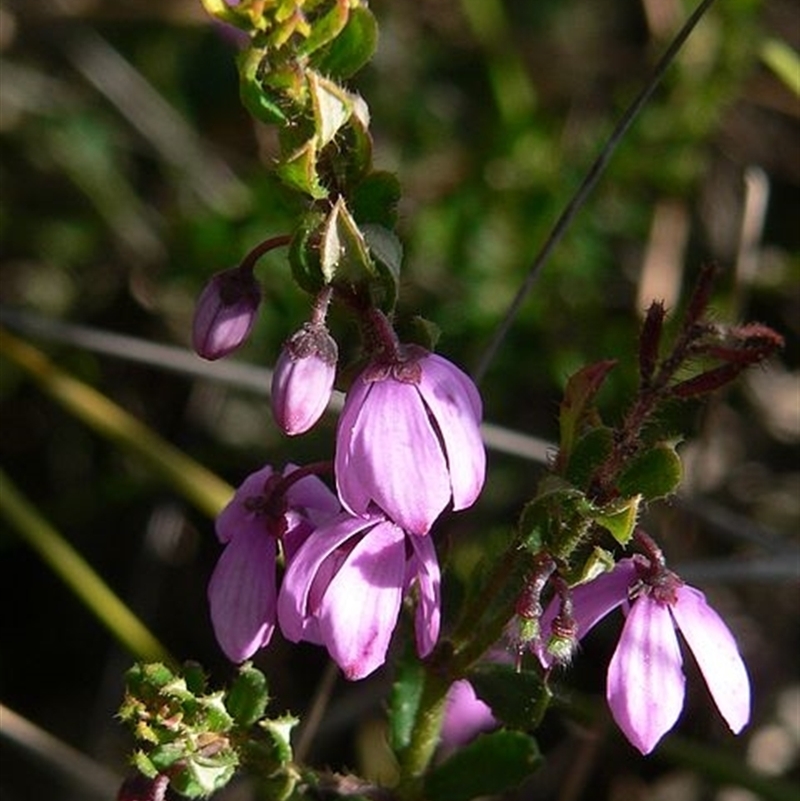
0, 468, 175, 666
0, 328, 233, 519
397, 669, 451, 797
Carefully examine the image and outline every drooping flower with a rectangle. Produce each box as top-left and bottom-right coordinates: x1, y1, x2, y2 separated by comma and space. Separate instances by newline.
208, 464, 340, 663
537, 557, 751, 754
335, 349, 485, 535
192, 266, 262, 360
271, 323, 338, 436
277, 510, 441, 680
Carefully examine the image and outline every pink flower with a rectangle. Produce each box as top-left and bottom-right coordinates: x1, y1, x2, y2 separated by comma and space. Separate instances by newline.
208, 464, 340, 663
335, 350, 485, 535
192, 266, 261, 360
271, 324, 338, 436
537, 558, 751, 754
440, 680, 497, 755
277, 510, 441, 680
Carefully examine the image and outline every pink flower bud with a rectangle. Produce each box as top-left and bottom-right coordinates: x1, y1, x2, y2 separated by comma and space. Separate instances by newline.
192, 266, 261, 360
271, 325, 338, 436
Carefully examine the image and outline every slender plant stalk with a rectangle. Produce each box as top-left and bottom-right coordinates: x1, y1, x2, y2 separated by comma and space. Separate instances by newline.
0, 328, 233, 519
473, 0, 720, 384
0, 468, 175, 665
397, 670, 451, 797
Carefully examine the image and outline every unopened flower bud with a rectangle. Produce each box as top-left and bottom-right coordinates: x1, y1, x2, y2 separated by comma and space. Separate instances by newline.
192, 266, 261, 360
118, 774, 168, 801
271, 324, 338, 435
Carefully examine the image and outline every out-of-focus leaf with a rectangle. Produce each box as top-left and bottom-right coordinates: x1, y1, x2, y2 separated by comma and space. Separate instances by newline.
425, 730, 541, 801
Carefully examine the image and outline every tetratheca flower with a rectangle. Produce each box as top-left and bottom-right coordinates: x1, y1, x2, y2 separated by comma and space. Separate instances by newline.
271, 323, 338, 436
208, 463, 340, 663
537, 556, 751, 754
335, 348, 486, 535
192, 265, 262, 360
277, 509, 441, 680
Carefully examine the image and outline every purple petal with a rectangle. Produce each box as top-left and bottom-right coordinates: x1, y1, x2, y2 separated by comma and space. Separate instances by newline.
335, 376, 374, 516
426, 354, 483, 420
277, 512, 376, 644
215, 464, 274, 543
407, 533, 441, 657
671, 585, 751, 734
440, 680, 497, 753
337, 377, 451, 535
537, 558, 638, 667
607, 595, 685, 754
318, 519, 407, 679
417, 355, 486, 511
208, 528, 277, 662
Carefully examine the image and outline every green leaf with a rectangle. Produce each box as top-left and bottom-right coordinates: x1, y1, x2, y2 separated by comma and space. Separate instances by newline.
276, 140, 328, 199
296, 0, 351, 58
388, 655, 425, 751
314, 6, 379, 79
467, 664, 550, 730
226, 662, 270, 727
425, 730, 542, 801
172, 751, 238, 798
237, 48, 290, 125
555, 360, 617, 473
591, 495, 641, 546
362, 223, 402, 308
201, 691, 234, 733
564, 425, 613, 490
308, 71, 353, 149
258, 715, 298, 765
616, 441, 683, 501
289, 211, 327, 293
320, 197, 374, 283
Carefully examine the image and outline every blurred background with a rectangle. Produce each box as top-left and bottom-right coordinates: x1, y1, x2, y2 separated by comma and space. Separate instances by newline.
0, 0, 798, 799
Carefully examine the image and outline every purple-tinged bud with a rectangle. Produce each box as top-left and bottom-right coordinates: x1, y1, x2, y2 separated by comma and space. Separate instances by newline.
118, 774, 168, 801
271, 324, 338, 435
192, 266, 261, 360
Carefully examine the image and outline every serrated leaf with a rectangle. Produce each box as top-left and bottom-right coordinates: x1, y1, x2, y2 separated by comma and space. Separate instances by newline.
592, 495, 641, 546
388, 655, 425, 751
202, 691, 234, 732
172, 752, 238, 799
362, 223, 401, 308
227, 663, 270, 727
616, 441, 683, 501
296, 0, 350, 58
467, 664, 550, 730
565, 426, 613, 490
574, 546, 616, 584
237, 48, 289, 125
276, 140, 328, 199
320, 197, 374, 282
425, 730, 542, 801
149, 742, 185, 772
259, 715, 298, 764
308, 71, 353, 149
289, 211, 327, 293
555, 360, 617, 472
314, 6, 379, 79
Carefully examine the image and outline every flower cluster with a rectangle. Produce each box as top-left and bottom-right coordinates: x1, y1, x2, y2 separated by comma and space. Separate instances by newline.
536, 554, 751, 754
204, 306, 486, 677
